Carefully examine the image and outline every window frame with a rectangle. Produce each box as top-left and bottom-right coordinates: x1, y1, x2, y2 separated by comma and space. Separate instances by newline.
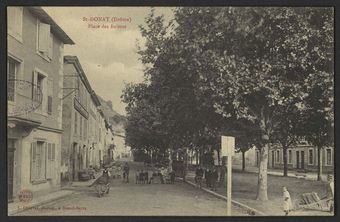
7, 7, 23, 43
287, 149, 292, 164
308, 148, 314, 165
325, 148, 332, 166
30, 140, 47, 183
33, 68, 48, 115
7, 57, 19, 103
36, 19, 53, 62
276, 150, 280, 163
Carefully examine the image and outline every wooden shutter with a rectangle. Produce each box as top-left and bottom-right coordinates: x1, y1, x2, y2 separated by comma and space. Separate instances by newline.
47, 78, 53, 114
30, 142, 37, 182
46, 143, 51, 179
7, 8, 16, 32
38, 22, 50, 53
14, 7, 23, 36
48, 34, 53, 59
52, 143, 55, 176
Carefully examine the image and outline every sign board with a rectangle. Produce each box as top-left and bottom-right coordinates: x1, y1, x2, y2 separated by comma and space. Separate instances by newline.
221, 136, 235, 157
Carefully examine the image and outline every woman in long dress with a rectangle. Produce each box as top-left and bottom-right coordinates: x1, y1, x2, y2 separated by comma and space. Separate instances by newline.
283, 186, 293, 215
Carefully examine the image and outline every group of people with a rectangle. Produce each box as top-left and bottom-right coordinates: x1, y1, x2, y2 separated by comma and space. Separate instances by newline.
195, 166, 226, 191
136, 167, 176, 184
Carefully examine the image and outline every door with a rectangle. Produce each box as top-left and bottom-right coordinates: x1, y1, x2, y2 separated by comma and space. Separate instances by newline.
301, 151, 305, 169
71, 143, 76, 180
8, 139, 16, 202
296, 151, 300, 169
272, 151, 275, 168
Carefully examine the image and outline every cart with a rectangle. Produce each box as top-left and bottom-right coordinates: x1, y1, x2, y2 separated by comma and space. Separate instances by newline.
295, 192, 333, 212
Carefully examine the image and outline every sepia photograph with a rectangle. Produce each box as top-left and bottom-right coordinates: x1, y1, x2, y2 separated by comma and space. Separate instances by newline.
6, 5, 334, 216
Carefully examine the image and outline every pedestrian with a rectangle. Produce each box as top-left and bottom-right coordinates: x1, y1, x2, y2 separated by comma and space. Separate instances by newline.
143, 170, 149, 184
211, 167, 218, 191
195, 166, 203, 188
160, 167, 167, 184
123, 162, 130, 183
283, 186, 293, 216
135, 170, 140, 184
170, 170, 175, 184
205, 167, 211, 188
220, 165, 226, 187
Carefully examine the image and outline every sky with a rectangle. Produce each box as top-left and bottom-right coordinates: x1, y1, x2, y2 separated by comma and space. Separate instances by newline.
43, 7, 174, 115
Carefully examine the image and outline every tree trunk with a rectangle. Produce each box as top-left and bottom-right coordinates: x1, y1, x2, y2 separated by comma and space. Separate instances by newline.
317, 146, 322, 181
283, 146, 288, 177
169, 148, 173, 171
242, 150, 246, 171
195, 149, 198, 165
199, 148, 203, 166
217, 148, 221, 166
256, 143, 269, 201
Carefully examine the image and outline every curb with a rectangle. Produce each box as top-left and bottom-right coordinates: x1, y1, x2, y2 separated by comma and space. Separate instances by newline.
9, 190, 75, 215
233, 168, 318, 181
181, 178, 266, 216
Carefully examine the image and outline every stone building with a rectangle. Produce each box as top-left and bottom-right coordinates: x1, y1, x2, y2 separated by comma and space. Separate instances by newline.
7, 7, 74, 202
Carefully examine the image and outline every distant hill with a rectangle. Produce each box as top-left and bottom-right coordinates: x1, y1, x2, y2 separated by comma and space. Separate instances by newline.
98, 95, 126, 133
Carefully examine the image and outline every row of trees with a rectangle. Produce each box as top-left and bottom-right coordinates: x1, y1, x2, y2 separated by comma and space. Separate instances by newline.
122, 7, 334, 201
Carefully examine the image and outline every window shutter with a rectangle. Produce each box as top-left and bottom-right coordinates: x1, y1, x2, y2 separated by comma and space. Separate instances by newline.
14, 7, 23, 36
30, 142, 37, 182
46, 143, 51, 178
7, 8, 16, 32
48, 34, 53, 59
38, 22, 50, 53
52, 143, 55, 176
47, 78, 53, 114
47, 96, 52, 114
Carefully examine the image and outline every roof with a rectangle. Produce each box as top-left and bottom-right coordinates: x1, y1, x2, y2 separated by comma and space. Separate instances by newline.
64, 56, 93, 93
91, 91, 101, 107
28, 7, 75, 44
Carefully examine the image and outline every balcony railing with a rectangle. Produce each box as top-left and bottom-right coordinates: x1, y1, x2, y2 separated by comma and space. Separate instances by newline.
8, 79, 43, 117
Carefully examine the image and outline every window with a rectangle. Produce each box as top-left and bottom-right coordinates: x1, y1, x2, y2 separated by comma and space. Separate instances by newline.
7, 7, 23, 41
7, 57, 19, 102
308, 149, 314, 165
36, 74, 44, 111
30, 141, 46, 182
326, 149, 332, 166
37, 20, 53, 60
47, 78, 53, 114
32, 70, 47, 113
74, 112, 78, 134
288, 150, 292, 164
276, 150, 280, 163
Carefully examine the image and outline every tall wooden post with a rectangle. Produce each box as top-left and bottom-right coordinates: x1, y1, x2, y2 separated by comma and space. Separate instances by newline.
221, 136, 235, 216
227, 155, 232, 216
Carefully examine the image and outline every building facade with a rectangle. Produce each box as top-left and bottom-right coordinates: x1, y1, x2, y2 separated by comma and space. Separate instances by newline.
61, 56, 107, 182
7, 7, 74, 202
61, 56, 94, 182
255, 143, 334, 173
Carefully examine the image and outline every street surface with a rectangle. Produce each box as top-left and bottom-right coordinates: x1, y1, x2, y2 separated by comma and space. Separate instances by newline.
17, 162, 246, 216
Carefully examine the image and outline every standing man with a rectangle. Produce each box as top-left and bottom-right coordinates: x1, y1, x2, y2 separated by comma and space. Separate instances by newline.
211, 166, 218, 191
123, 162, 130, 183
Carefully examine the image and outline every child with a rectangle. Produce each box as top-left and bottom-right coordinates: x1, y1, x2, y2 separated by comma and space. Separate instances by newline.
283, 186, 292, 216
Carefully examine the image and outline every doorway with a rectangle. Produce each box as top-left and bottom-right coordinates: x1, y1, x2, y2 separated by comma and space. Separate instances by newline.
301, 151, 305, 169
296, 151, 300, 169
8, 139, 16, 203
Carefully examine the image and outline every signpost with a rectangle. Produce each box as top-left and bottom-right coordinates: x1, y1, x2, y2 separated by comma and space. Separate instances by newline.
221, 136, 235, 216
